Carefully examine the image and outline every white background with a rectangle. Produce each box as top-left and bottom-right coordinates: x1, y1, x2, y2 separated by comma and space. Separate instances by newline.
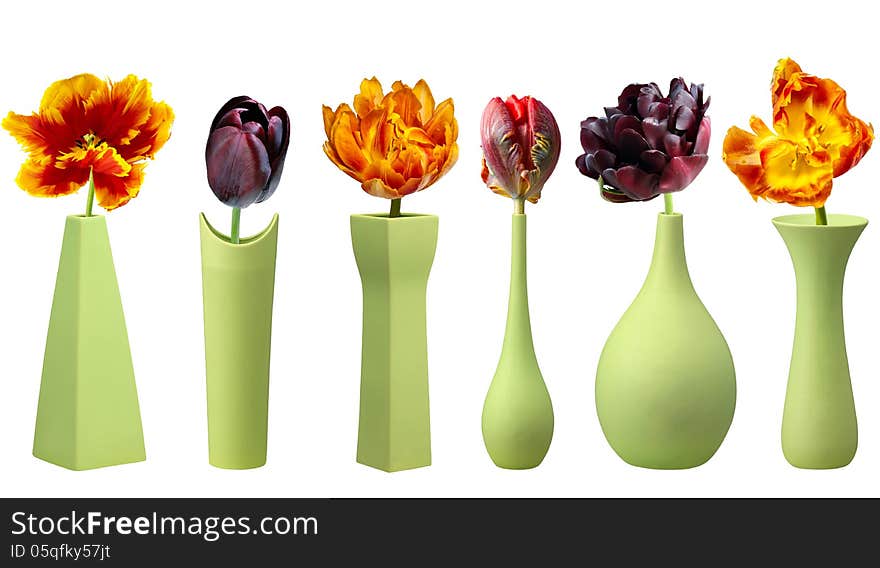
0, 0, 877, 497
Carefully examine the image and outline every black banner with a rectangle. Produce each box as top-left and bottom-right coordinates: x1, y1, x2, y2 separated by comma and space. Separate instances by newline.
0, 498, 873, 564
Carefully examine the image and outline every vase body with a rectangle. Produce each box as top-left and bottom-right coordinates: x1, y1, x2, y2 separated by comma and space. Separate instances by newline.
200, 213, 279, 469
351, 213, 437, 472
482, 214, 554, 469
596, 213, 735, 469
773, 214, 866, 469
33, 215, 145, 470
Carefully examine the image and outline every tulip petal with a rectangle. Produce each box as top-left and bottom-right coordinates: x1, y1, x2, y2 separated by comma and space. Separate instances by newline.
412, 79, 435, 125
693, 116, 711, 155
642, 117, 668, 150
206, 126, 271, 207
614, 165, 659, 200
617, 128, 649, 162
424, 98, 456, 145
480, 97, 522, 194
329, 110, 368, 173
575, 154, 592, 178
322, 105, 336, 138
640, 149, 668, 173
15, 157, 88, 198
659, 154, 707, 192
210, 96, 254, 131
527, 97, 561, 188
584, 149, 617, 178
721, 124, 764, 195
673, 105, 696, 132
354, 77, 384, 117
258, 106, 290, 203
580, 124, 606, 153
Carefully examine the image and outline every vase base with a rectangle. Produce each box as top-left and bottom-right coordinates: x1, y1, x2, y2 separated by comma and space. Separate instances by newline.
490, 458, 545, 471
784, 452, 854, 470
613, 449, 716, 470
34, 452, 145, 472
357, 457, 431, 473
209, 460, 267, 470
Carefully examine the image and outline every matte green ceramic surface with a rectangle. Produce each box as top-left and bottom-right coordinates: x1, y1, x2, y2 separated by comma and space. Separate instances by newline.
596, 213, 736, 469
482, 214, 553, 469
773, 214, 866, 469
200, 213, 279, 469
351, 213, 437, 472
33, 215, 145, 470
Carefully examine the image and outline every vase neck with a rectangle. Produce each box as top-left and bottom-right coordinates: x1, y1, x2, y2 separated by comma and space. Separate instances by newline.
502, 214, 535, 352
643, 213, 694, 292
774, 219, 866, 328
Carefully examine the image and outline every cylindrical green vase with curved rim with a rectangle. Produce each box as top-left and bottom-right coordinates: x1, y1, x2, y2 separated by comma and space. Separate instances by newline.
773, 213, 867, 469
596, 212, 736, 469
200, 212, 279, 469
482, 214, 554, 469
351, 213, 437, 472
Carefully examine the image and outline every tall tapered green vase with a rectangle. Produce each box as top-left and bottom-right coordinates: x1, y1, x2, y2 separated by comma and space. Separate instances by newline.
481, 214, 554, 469
351, 213, 437, 472
596, 213, 736, 469
34, 215, 146, 470
200, 213, 279, 469
773, 214, 866, 469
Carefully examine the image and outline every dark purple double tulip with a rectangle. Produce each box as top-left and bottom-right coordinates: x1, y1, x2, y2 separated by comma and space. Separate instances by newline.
206, 96, 290, 208
576, 79, 710, 203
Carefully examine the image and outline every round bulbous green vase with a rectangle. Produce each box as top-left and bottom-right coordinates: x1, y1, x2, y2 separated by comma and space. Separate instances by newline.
773, 213, 867, 469
596, 213, 736, 469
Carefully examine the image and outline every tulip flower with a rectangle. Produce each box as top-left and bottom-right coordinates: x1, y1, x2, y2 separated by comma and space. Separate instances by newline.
722, 58, 873, 224
323, 77, 458, 217
206, 96, 290, 243
2, 73, 173, 213
576, 78, 710, 213
481, 95, 561, 213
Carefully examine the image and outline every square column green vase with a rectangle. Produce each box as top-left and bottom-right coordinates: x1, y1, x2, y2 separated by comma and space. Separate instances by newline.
200, 213, 279, 469
350, 213, 438, 472
33, 215, 146, 470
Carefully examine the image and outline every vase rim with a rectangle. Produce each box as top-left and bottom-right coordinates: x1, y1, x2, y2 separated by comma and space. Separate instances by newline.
351, 213, 437, 220
199, 212, 279, 246
772, 213, 868, 229
67, 214, 105, 222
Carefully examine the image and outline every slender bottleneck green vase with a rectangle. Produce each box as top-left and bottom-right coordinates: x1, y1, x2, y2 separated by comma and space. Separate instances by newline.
200, 213, 279, 469
34, 215, 145, 470
596, 213, 736, 469
351, 213, 437, 472
773, 214, 867, 469
482, 214, 553, 469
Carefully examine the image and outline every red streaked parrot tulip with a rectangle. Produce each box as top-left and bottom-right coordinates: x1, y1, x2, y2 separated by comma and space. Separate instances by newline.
481, 95, 561, 204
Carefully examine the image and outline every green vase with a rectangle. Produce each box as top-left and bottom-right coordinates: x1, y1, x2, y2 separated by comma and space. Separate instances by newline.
596, 213, 736, 469
773, 213, 867, 469
200, 213, 279, 469
33, 215, 146, 470
351, 213, 437, 472
481, 214, 554, 469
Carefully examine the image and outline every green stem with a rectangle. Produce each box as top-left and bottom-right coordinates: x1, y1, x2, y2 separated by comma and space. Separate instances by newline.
514, 198, 525, 215
230, 207, 241, 244
389, 198, 402, 218
84, 168, 95, 217
815, 205, 828, 226
664, 192, 674, 215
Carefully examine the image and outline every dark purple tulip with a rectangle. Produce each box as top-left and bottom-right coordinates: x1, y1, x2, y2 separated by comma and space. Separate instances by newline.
576, 79, 710, 203
206, 96, 290, 208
